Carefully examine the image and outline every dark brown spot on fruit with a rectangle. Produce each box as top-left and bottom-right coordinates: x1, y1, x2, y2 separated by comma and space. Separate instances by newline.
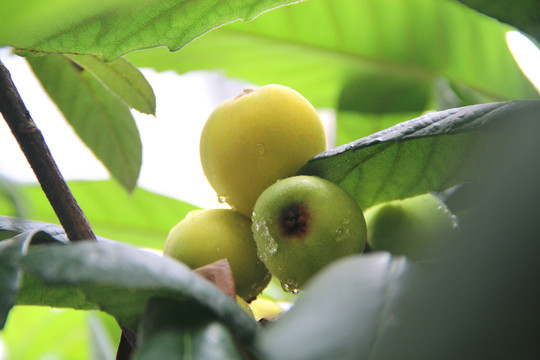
279, 203, 310, 239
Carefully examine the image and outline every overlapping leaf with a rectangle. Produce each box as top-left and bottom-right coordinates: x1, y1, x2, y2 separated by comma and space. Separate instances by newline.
18, 239, 258, 342
458, 0, 540, 40
299, 100, 540, 210
67, 55, 156, 115
128, 0, 539, 110
134, 298, 244, 360
256, 253, 425, 360
0, 0, 302, 60
27, 55, 142, 192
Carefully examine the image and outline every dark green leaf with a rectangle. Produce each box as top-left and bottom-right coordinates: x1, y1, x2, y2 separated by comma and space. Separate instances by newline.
0, 225, 68, 329
458, 0, 540, 40
299, 101, 540, 210
128, 0, 539, 109
134, 298, 243, 360
0, 0, 302, 60
256, 253, 424, 360
18, 240, 258, 343
27, 55, 142, 192
68, 55, 156, 115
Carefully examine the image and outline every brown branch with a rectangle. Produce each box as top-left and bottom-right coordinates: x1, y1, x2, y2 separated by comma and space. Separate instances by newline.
0, 60, 95, 242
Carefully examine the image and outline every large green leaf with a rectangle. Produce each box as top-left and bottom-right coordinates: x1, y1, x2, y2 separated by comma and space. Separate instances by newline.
0, 0, 302, 60
27, 55, 142, 192
67, 54, 156, 115
127, 0, 539, 110
255, 253, 424, 360
458, 0, 540, 40
1, 306, 90, 359
134, 298, 244, 360
299, 100, 540, 210
0, 181, 198, 249
18, 240, 258, 343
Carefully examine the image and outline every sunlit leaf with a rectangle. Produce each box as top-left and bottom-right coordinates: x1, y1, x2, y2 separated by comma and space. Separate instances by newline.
0, 0, 302, 60
27, 55, 142, 192
1, 306, 90, 360
128, 0, 539, 110
68, 54, 156, 115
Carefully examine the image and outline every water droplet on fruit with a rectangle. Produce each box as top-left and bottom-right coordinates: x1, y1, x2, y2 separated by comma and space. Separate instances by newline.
256, 143, 266, 155
335, 218, 351, 242
450, 214, 459, 229
217, 195, 228, 204
254, 216, 278, 255
335, 227, 350, 242
281, 280, 300, 294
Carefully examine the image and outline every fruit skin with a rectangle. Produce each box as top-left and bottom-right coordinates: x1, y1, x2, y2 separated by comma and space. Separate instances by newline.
249, 298, 284, 321
365, 193, 458, 261
200, 84, 327, 217
163, 209, 271, 301
236, 295, 255, 318
251, 175, 367, 291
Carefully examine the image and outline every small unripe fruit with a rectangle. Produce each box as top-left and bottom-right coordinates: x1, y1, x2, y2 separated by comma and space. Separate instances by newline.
200, 84, 327, 217
252, 176, 367, 292
365, 193, 458, 261
163, 209, 271, 301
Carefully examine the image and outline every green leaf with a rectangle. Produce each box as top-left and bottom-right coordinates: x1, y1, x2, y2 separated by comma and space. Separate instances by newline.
336, 111, 421, 146
0, 181, 198, 249
127, 0, 539, 110
338, 71, 432, 114
458, 0, 540, 40
26, 55, 142, 192
299, 101, 540, 210
1, 306, 90, 359
68, 55, 156, 115
0, 224, 69, 328
134, 298, 244, 360
0, 0, 302, 60
255, 253, 424, 360
18, 240, 258, 343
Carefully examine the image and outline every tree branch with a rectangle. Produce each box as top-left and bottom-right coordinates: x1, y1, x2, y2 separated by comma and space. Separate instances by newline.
0, 60, 96, 242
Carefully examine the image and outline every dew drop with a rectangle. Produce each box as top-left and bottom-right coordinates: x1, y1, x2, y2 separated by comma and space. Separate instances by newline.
335, 218, 351, 242
281, 280, 300, 294
217, 195, 228, 204
254, 216, 278, 256
450, 214, 459, 229
335, 227, 350, 242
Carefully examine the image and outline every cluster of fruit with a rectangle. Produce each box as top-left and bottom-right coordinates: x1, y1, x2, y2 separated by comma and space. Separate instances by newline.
162, 84, 458, 310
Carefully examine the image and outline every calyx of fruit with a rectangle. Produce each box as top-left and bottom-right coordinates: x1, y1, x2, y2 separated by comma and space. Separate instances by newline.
200, 84, 327, 217
365, 193, 458, 261
163, 209, 271, 301
251, 175, 367, 291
